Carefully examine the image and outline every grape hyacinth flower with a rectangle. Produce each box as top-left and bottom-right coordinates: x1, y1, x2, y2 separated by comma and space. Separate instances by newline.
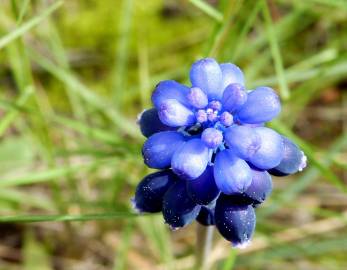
133, 58, 307, 248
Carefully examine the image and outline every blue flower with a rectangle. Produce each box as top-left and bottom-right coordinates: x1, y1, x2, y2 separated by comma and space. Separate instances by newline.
135, 58, 307, 246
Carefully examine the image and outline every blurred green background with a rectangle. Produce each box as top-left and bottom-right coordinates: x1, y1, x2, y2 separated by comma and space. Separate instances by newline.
0, 0, 347, 269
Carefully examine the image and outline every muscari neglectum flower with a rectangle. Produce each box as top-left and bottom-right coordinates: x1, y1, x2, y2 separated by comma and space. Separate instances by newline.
133, 58, 307, 248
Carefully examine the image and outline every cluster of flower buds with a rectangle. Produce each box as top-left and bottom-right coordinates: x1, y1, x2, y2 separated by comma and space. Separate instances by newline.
133, 58, 307, 247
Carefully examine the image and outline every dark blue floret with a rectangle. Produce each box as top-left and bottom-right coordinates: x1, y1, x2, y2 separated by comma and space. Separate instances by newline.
269, 136, 307, 176
138, 108, 175, 138
186, 166, 220, 205
215, 194, 256, 247
196, 204, 215, 226
244, 168, 272, 206
162, 181, 201, 229
133, 170, 177, 213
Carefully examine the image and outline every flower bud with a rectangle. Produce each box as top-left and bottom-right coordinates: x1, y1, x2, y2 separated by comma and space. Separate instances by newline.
133, 170, 177, 213
162, 181, 201, 229
215, 194, 256, 248
186, 166, 219, 205
269, 136, 307, 176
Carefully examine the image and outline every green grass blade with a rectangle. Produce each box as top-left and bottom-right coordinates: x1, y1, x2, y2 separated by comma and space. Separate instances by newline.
231, 0, 262, 61
207, 0, 243, 57
0, 212, 140, 223
53, 115, 121, 145
306, 0, 347, 9
0, 158, 114, 188
288, 48, 337, 71
262, 0, 290, 100
269, 120, 347, 192
17, 0, 31, 24
23, 230, 52, 270
112, 0, 133, 105
113, 221, 134, 270
43, 17, 87, 121
30, 49, 141, 140
0, 86, 33, 137
222, 249, 238, 270
137, 216, 174, 267
259, 130, 347, 218
251, 59, 347, 87
0, 0, 63, 50
138, 41, 151, 108
239, 237, 347, 267
188, 0, 223, 22
0, 189, 55, 211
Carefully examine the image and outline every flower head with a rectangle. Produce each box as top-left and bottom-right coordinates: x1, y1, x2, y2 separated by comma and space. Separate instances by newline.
134, 58, 307, 247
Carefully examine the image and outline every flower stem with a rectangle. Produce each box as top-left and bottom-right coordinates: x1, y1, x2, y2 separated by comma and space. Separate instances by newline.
195, 224, 214, 270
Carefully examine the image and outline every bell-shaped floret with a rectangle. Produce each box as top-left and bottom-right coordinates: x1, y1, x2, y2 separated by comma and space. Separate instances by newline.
138, 108, 174, 137
158, 99, 195, 127
133, 170, 177, 213
220, 63, 245, 90
269, 136, 307, 176
186, 166, 220, 205
171, 139, 209, 180
187, 87, 208, 109
152, 80, 190, 108
215, 194, 256, 248
201, 128, 223, 149
247, 127, 284, 170
162, 181, 201, 229
196, 204, 216, 226
214, 150, 252, 194
235, 87, 281, 124
142, 131, 186, 169
222, 83, 247, 112
190, 58, 223, 100
224, 125, 261, 160
244, 168, 272, 206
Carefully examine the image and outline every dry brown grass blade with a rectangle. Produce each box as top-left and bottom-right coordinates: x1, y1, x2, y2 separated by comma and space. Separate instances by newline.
164, 211, 347, 270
